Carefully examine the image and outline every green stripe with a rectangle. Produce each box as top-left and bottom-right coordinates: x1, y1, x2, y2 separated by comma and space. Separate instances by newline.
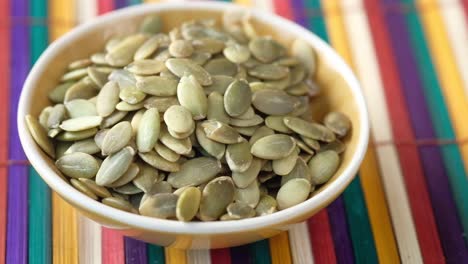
305, 1, 378, 262
250, 239, 272, 264
147, 244, 165, 264
28, 0, 51, 263
128, 0, 141, 5
402, 0, 468, 237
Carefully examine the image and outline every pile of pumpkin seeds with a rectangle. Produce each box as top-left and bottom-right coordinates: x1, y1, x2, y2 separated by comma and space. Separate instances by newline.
25, 11, 351, 222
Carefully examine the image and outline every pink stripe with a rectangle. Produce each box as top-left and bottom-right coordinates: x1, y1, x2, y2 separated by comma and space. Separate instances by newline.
102, 228, 125, 264
211, 248, 231, 264
98, 0, 114, 14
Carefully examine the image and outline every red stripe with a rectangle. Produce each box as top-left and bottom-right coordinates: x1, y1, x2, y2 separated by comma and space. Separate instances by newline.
307, 210, 337, 264
462, 0, 468, 22
102, 228, 125, 264
0, 0, 9, 262
210, 248, 231, 264
363, 0, 445, 262
98, 0, 114, 14
273, 0, 294, 20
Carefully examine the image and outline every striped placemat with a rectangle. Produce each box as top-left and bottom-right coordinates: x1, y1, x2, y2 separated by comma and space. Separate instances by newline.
2, 0, 468, 263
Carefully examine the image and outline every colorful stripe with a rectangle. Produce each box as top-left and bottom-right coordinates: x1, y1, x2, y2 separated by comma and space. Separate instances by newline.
7, 0, 29, 263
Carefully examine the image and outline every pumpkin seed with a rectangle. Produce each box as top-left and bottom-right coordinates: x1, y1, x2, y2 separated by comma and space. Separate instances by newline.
101, 121, 132, 155
68, 58, 92, 70
164, 105, 194, 134
133, 162, 161, 193
96, 81, 120, 117
143, 97, 179, 113
90, 53, 107, 65
26, 115, 55, 158
56, 128, 98, 141
108, 163, 140, 188
250, 134, 296, 160
96, 146, 135, 186
100, 111, 128, 129
119, 86, 146, 105
138, 151, 180, 172
103, 197, 135, 213
47, 104, 67, 129
167, 157, 221, 188
301, 136, 321, 151
115, 101, 145, 112
154, 48, 172, 62
61, 68, 88, 82
252, 89, 299, 115
126, 59, 166, 75
249, 37, 285, 63
105, 37, 122, 52
264, 73, 291, 90
227, 202, 255, 219
275, 57, 300, 66
255, 195, 277, 216
290, 95, 310, 117
272, 147, 299, 176
87, 66, 108, 88
289, 64, 306, 86
234, 106, 255, 120
226, 141, 252, 173
232, 158, 262, 188
94, 129, 109, 149
207, 92, 231, 124
195, 124, 225, 160
59, 116, 102, 132
192, 38, 225, 54
79, 178, 112, 198
324, 112, 351, 137
65, 99, 98, 118
139, 15, 162, 34
189, 52, 212, 65
204, 58, 237, 77
168, 40, 194, 58
233, 125, 259, 136
137, 108, 160, 152
291, 39, 316, 74
277, 178, 311, 210
285, 82, 308, 96
204, 75, 234, 95
108, 69, 136, 90
320, 139, 346, 154
308, 150, 340, 185
155, 142, 180, 162
139, 193, 178, 219
283, 116, 336, 142
201, 120, 243, 144
280, 157, 311, 186
48, 128, 61, 138
134, 36, 160, 60
177, 75, 208, 120
167, 126, 194, 139
199, 176, 235, 221
176, 187, 201, 221
249, 126, 275, 146
248, 64, 289, 81
106, 34, 148, 67
159, 126, 192, 155
147, 181, 172, 195
224, 79, 252, 117
56, 152, 99, 179
229, 115, 263, 127
234, 180, 260, 208
113, 182, 143, 195
64, 138, 100, 155
223, 44, 251, 64
265, 115, 292, 133
166, 58, 212, 85
48, 82, 74, 103
294, 138, 315, 155
70, 179, 98, 200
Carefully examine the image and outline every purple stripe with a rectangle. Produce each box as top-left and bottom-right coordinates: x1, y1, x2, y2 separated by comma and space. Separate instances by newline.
124, 237, 148, 264
328, 197, 355, 264
7, 0, 29, 263
291, 0, 308, 27
114, 0, 127, 9
381, 0, 468, 260
230, 245, 252, 264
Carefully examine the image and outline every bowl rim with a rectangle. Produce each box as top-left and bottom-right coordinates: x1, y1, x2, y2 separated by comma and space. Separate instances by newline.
18, 1, 369, 235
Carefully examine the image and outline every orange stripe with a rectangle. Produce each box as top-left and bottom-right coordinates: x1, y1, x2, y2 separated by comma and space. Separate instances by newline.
269, 232, 292, 264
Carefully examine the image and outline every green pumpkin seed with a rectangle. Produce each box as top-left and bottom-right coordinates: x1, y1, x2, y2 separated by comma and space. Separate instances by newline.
249, 126, 274, 146
283, 116, 336, 142
195, 124, 225, 160
108, 163, 140, 188
320, 139, 346, 154
177, 75, 208, 120
285, 82, 308, 96
201, 120, 243, 144
115, 101, 145, 112
70, 178, 98, 200
119, 86, 146, 105
232, 158, 262, 188
189, 52, 212, 65
176, 187, 201, 221
255, 195, 277, 216
280, 155, 311, 186
223, 44, 251, 64
233, 125, 259, 136
64, 138, 100, 155
134, 36, 161, 60
103, 197, 135, 213
265, 116, 292, 133
159, 126, 192, 155
229, 115, 263, 127
324, 112, 351, 137
93, 129, 107, 149
87, 66, 108, 88
248, 64, 289, 81
59, 116, 102, 132
277, 178, 311, 210
301, 136, 321, 151
207, 92, 230, 124
308, 150, 340, 185
90, 53, 107, 65
290, 95, 310, 117
48, 82, 74, 103
61, 68, 88, 82
226, 141, 252, 173
101, 121, 132, 155
275, 57, 300, 66
48, 128, 61, 138
55, 142, 72, 159
56, 152, 99, 179
166, 58, 212, 86
264, 73, 291, 90
96, 81, 120, 117
258, 172, 275, 183
289, 64, 306, 86
192, 38, 225, 54
227, 202, 255, 219
139, 15, 162, 34
113, 182, 143, 195
79, 178, 112, 198
138, 151, 180, 172
168, 40, 194, 58
164, 105, 194, 134
137, 108, 160, 152
96, 146, 135, 186
294, 138, 315, 155
100, 111, 128, 129
234, 180, 260, 208
272, 147, 299, 176
126, 59, 166, 75
291, 39, 316, 74
56, 128, 98, 141
154, 48, 172, 62
47, 104, 66, 129
65, 99, 97, 118
224, 79, 252, 117
249, 82, 267, 92
133, 162, 161, 193
167, 126, 194, 139
139, 193, 178, 219
147, 181, 172, 195
242, 16, 257, 39
106, 34, 148, 67
204, 58, 237, 77
249, 37, 285, 63
108, 69, 136, 90
234, 106, 255, 120
252, 89, 299, 115
204, 75, 234, 95
144, 96, 179, 112
299, 153, 313, 163
68, 58, 92, 70
250, 134, 296, 160
105, 37, 122, 52
167, 157, 221, 188
199, 176, 235, 221
155, 142, 180, 162
26, 115, 55, 158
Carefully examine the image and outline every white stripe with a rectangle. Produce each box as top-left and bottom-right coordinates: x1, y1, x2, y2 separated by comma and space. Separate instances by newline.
187, 249, 212, 264
288, 223, 314, 264
340, 0, 423, 262
253, 0, 275, 13
75, 0, 97, 24
437, 0, 468, 97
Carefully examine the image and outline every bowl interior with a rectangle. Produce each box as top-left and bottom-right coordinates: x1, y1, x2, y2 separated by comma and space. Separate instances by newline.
19, 3, 367, 234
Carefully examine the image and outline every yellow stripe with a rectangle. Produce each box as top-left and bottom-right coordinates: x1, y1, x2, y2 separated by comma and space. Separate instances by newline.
165, 248, 187, 264
323, 0, 403, 262
234, 0, 253, 6
49, 0, 78, 263
416, 0, 468, 176
269, 232, 292, 264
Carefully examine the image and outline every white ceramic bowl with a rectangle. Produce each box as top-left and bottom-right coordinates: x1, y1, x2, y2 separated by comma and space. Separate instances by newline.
18, 2, 369, 249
